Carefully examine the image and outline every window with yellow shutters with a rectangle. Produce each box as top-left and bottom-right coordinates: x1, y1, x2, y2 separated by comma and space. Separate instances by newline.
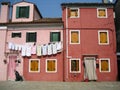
29, 59, 40, 72
68, 8, 79, 18
98, 31, 109, 45
99, 58, 110, 72
97, 8, 107, 18
46, 59, 57, 73
70, 30, 80, 44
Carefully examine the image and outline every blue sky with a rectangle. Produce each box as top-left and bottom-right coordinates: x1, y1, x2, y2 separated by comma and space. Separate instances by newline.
0, 0, 115, 18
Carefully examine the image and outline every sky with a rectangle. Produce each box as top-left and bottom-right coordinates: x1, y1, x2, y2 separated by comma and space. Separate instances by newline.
0, 0, 115, 18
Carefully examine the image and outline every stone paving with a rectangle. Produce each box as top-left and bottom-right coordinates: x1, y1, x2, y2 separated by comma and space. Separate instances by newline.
0, 81, 120, 90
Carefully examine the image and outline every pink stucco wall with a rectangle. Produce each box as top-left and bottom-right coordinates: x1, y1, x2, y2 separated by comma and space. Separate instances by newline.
0, 28, 7, 80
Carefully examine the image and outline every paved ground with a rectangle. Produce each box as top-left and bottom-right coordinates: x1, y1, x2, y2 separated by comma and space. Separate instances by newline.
0, 81, 120, 90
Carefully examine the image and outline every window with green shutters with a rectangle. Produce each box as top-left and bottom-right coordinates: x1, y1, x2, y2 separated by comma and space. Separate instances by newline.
50, 32, 61, 42
16, 6, 29, 18
26, 32, 37, 42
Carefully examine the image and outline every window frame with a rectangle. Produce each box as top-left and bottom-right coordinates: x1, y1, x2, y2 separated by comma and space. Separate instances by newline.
46, 59, 57, 73
11, 32, 21, 38
99, 58, 111, 72
50, 31, 61, 42
97, 8, 108, 18
70, 58, 81, 73
16, 6, 30, 19
98, 30, 109, 45
69, 8, 79, 18
26, 32, 37, 43
70, 30, 80, 44
29, 59, 40, 73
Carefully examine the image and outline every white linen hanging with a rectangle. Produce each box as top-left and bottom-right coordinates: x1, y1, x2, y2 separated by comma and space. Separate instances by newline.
56, 42, 62, 52
26, 46, 31, 57
52, 43, 57, 54
47, 44, 52, 55
42, 44, 47, 56
21, 45, 26, 56
31, 45, 36, 54
37, 45, 42, 56
8, 42, 13, 50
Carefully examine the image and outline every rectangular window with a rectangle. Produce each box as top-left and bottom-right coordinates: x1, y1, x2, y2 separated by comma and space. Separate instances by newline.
97, 8, 107, 18
99, 58, 110, 72
69, 8, 79, 18
16, 6, 29, 18
70, 30, 80, 44
11, 32, 21, 38
46, 59, 57, 73
26, 32, 37, 42
50, 32, 60, 42
98, 30, 109, 45
70, 59, 81, 73
29, 59, 40, 72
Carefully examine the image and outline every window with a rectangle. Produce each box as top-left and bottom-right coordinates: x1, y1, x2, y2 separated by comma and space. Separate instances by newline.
29, 59, 40, 72
70, 59, 80, 73
46, 59, 57, 73
70, 30, 80, 44
99, 58, 110, 72
50, 32, 60, 42
98, 31, 109, 45
12, 32, 21, 38
16, 6, 29, 18
26, 32, 37, 42
97, 8, 107, 18
68, 8, 79, 18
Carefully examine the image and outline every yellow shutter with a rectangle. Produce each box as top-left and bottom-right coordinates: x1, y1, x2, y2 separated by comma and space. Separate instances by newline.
71, 31, 79, 43
47, 60, 55, 71
99, 9, 106, 17
101, 60, 109, 71
30, 60, 39, 71
100, 32, 107, 43
70, 10, 78, 17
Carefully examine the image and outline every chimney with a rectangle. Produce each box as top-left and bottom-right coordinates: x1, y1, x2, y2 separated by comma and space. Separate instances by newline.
102, 0, 109, 3
0, 2, 10, 23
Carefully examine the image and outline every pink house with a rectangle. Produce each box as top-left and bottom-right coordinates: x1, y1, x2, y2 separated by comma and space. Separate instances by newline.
0, 1, 118, 81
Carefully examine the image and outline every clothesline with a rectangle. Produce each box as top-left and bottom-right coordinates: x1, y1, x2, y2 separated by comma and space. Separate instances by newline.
8, 42, 63, 57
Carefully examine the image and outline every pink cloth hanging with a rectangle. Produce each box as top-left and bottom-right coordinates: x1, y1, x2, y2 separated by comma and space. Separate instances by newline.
8, 55, 17, 80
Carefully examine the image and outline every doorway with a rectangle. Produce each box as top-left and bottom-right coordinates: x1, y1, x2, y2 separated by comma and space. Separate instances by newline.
84, 57, 97, 81
7, 55, 17, 81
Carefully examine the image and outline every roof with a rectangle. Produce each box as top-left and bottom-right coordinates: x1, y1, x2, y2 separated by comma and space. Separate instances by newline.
0, 18, 63, 25
61, 3, 114, 8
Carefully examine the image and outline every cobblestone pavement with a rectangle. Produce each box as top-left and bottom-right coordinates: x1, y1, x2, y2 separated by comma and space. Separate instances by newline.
0, 81, 120, 90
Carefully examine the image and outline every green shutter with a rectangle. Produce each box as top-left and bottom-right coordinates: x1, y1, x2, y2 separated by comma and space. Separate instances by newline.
26, 6, 29, 18
16, 6, 19, 18
50, 32, 60, 42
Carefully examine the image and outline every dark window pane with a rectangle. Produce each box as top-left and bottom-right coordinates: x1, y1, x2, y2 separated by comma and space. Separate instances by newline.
26, 32, 36, 42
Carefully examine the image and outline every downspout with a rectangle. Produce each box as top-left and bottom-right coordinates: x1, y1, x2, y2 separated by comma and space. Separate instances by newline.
66, 7, 69, 79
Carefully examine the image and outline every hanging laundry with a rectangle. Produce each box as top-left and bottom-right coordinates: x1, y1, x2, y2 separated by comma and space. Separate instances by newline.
56, 42, 62, 52
26, 46, 32, 57
11, 43, 15, 50
21, 45, 26, 56
52, 43, 57, 54
15, 44, 19, 50
31, 45, 36, 54
37, 45, 42, 56
42, 44, 47, 56
18, 45, 22, 51
47, 43, 52, 55
8, 42, 13, 50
